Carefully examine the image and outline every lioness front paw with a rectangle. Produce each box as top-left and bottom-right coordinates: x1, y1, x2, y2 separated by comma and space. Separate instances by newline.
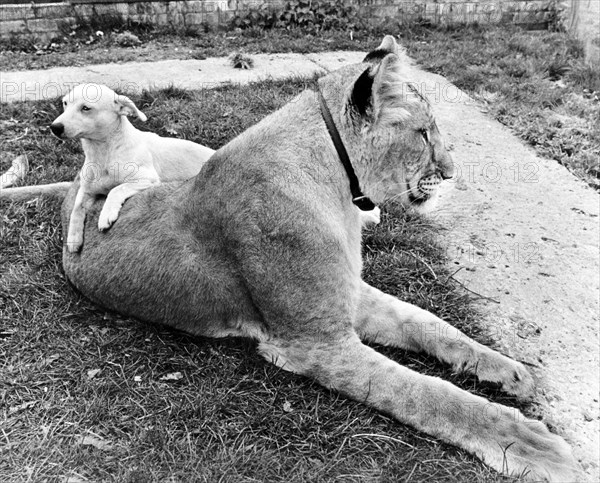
481, 406, 581, 482
474, 350, 535, 399
98, 205, 120, 231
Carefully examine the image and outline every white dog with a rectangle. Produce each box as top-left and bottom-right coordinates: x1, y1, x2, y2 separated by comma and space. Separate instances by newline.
49, 83, 215, 252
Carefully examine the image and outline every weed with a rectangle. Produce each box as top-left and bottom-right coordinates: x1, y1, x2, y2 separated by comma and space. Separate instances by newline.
113, 31, 142, 48
230, 3, 281, 30
0, 32, 38, 53
229, 52, 254, 69
62, 10, 154, 40
569, 64, 600, 94
230, 0, 365, 33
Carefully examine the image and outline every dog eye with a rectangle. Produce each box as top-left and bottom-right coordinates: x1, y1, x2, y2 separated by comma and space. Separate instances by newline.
81, 106, 91, 112
419, 129, 430, 144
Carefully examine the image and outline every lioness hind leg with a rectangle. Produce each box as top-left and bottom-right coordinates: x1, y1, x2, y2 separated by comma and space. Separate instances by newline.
355, 282, 534, 399
258, 335, 580, 482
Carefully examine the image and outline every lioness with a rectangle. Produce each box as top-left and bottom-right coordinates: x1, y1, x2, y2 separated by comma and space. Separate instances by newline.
61, 37, 579, 481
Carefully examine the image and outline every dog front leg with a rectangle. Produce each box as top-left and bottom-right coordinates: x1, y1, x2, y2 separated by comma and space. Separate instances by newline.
354, 281, 534, 398
258, 334, 579, 482
98, 181, 156, 231
66, 187, 95, 253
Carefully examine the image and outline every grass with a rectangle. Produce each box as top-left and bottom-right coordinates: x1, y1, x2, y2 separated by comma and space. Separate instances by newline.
0, 80, 527, 482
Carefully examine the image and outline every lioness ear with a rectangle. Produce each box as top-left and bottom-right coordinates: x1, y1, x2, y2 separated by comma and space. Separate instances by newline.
363, 35, 399, 63
349, 53, 408, 125
371, 54, 411, 124
349, 67, 375, 118
352, 36, 405, 123
115, 94, 147, 121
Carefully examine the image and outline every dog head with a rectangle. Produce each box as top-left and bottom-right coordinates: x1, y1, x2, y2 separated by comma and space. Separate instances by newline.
50, 83, 147, 140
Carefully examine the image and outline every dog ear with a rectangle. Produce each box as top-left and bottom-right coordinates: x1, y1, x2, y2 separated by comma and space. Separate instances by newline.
363, 35, 399, 63
115, 95, 147, 122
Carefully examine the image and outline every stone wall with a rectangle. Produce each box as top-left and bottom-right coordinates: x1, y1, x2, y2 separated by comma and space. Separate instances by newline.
358, 0, 558, 26
0, 1, 559, 42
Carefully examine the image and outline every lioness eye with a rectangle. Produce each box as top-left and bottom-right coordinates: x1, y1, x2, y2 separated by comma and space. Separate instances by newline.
419, 129, 430, 145
81, 106, 91, 112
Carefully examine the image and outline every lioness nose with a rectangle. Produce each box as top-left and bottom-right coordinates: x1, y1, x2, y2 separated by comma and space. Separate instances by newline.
440, 162, 455, 180
438, 151, 455, 180
50, 122, 64, 138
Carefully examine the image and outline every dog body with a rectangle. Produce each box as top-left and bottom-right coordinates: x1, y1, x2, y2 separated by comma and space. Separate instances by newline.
51, 83, 215, 252
61, 39, 579, 481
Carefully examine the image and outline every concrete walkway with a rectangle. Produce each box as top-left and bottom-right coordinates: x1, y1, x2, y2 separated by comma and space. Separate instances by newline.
1, 51, 598, 480
1, 52, 355, 103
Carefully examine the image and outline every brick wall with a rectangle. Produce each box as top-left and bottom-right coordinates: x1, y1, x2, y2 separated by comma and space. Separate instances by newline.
357, 1, 558, 26
0, 1, 559, 42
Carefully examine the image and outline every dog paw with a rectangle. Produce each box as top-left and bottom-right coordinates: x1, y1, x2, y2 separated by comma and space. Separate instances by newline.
98, 206, 120, 231
66, 235, 83, 253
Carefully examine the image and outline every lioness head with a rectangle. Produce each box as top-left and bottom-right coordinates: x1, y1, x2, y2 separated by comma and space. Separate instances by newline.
319, 36, 454, 212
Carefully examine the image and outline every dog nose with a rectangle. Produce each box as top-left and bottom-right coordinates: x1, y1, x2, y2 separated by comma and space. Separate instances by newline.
50, 123, 64, 138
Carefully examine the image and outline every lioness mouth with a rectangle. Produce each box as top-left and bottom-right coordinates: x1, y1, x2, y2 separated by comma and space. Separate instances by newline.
407, 175, 441, 205
418, 174, 441, 192
416, 174, 441, 198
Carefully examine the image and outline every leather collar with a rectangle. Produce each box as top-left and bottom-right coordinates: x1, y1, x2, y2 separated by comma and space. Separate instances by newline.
318, 91, 375, 212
